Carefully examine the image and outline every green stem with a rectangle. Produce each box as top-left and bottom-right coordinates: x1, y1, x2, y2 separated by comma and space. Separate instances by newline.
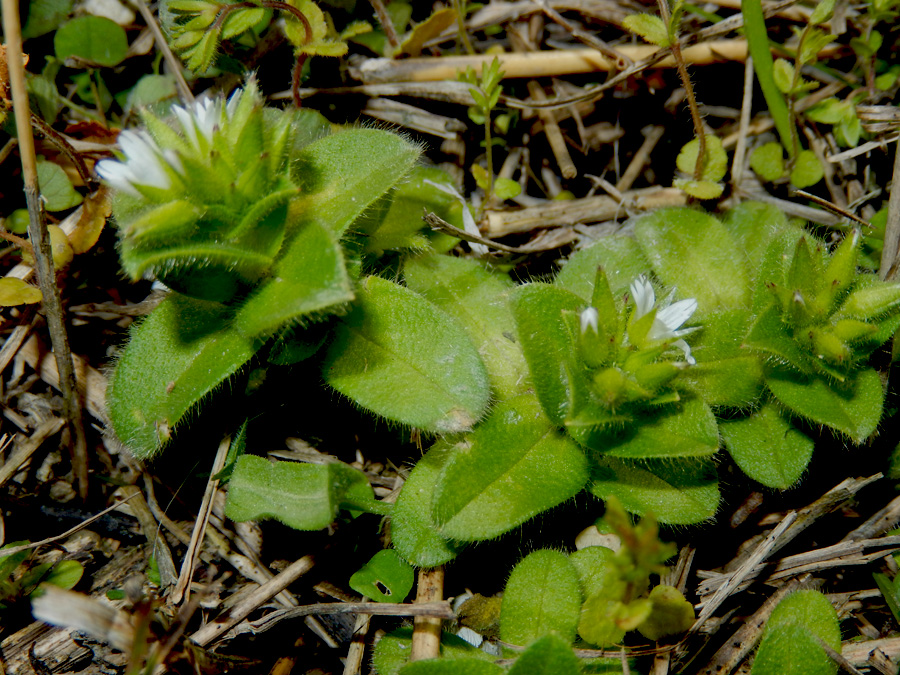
484, 109, 494, 201
742, 0, 795, 157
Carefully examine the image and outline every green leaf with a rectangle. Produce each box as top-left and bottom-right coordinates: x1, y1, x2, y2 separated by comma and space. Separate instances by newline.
54, 16, 129, 67
36, 161, 82, 211
508, 634, 580, 675
0, 278, 42, 307
742, 0, 793, 155
221, 7, 266, 38
635, 208, 750, 314
511, 284, 586, 425
750, 142, 785, 182
404, 254, 529, 400
622, 14, 669, 46
589, 456, 719, 524
569, 546, 621, 599
765, 367, 884, 443
874, 573, 900, 626
126, 75, 178, 113
23, 0, 74, 39
575, 397, 719, 459
374, 628, 493, 675
500, 550, 581, 646
359, 166, 458, 256
555, 235, 650, 300
790, 150, 824, 188
224, 455, 383, 530
637, 585, 695, 641
235, 129, 420, 336
234, 221, 353, 335
773, 58, 795, 94
40, 560, 84, 591
720, 403, 814, 489
398, 7, 458, 57
678, 309, 764, 407
675, 135, 727, 182
349, 550, 414, 602
751, 591, 840, 675
493, 177, 522, 201
433, 395, 588, 541
744, 304, 814, 373
673, 179, 724, 200
799, 28, 836, 66
185, 27, 221, 73
809, 0, 837, 23
392, 442, 466, 567
106, 295, 256, 458
400, 659, 504, 675
805, 98, 849, 125
324, 276, 490, 434
722, 201, 800, 267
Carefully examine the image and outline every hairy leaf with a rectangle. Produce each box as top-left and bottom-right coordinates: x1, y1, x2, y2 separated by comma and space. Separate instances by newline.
324, 276, 490, 433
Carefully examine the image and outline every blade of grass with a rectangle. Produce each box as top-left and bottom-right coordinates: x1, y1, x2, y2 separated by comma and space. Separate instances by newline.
742, 0, 795, 157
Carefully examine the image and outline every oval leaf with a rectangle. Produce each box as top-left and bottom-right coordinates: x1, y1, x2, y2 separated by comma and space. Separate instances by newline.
752, 590, 840, 675
404, 254, 529, 400
54, 15, 128, 67
589, 456, 719, 524
392, 442, 465, 568
323, 276, 490, 434
433, 395, 588, 541
720, 403, 813, 489
0, 278, 42, 306
765, 367, 884, 444
106, 295, 256, 457
349, 549, 414, 602
635, 208, 750, 314
500, 550, 581, 646
224, 455, 380, 530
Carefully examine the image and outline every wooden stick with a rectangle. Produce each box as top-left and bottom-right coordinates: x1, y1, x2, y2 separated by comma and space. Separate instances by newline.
483, 186, 687, 237
410, 567, 444, 661
190, 554, 315, 647
1, 2, 89, 499
171, 436, 232, 604
528, 81, 577, 179
356, 39, 757, 83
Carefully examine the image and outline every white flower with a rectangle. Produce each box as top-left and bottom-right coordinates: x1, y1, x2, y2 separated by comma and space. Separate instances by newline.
630, 275, 699, 364
580, 306, 599, 334
172, 96, 225, 151
95, 130, 182, 196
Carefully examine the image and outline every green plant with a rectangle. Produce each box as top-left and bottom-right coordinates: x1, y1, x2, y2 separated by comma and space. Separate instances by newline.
374, 499, 691, 673
161, 0, 369, 75
624, 0, 728, 199
751, 590, 840, 675
0, 542, 83, 610
101, 80, 481, 457
743, 0, 835, 187
460, 57, 521, 205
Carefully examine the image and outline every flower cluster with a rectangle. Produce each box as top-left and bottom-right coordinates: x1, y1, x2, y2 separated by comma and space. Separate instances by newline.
569, 270, 700, 422
94, 80, 297, 301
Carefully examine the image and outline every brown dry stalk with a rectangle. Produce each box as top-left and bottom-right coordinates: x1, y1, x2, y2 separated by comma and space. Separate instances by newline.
410, 567, 444, 661
1, 0, 89, 499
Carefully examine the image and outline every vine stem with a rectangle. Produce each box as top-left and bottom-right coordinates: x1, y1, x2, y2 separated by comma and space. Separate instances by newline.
216, 1, 314, 106
1, 0, 89, 499
656, 0, 706, 181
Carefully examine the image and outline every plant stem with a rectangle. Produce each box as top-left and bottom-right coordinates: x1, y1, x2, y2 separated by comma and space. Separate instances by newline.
368, 0, 401, 49
484, 109, 495, 201
657, 0, 706, 180
454, 0, 475, 55
1, 0, 89, 499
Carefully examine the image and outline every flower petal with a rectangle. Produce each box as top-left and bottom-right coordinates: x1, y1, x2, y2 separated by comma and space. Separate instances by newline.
581, 307, 599, 334
656, 298, 698, 332
630, 275, 655, 319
